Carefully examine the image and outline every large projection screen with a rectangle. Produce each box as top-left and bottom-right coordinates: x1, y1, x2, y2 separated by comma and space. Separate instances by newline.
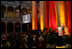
22, 14, 31, 23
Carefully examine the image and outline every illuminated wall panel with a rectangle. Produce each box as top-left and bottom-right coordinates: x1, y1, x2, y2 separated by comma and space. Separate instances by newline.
58, 1, 68, 35
32, 1, 37, 30
39, 1, 45, 31
48, 1, 57, 30
51, 1, 57, 29
65, 1, 71, 35
46, 1, 49, 29
55, 1, 61, 27
44, 1, 48, 29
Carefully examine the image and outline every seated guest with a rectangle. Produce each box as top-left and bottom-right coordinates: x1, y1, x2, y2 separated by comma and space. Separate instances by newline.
46, 38, 50, 48
1, 43, 4, 48
5, 41, 10, 48
43, 28, 48, 34
65, 44, 71, 48
27, 33, 33, 48
31, 34, 38, 48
